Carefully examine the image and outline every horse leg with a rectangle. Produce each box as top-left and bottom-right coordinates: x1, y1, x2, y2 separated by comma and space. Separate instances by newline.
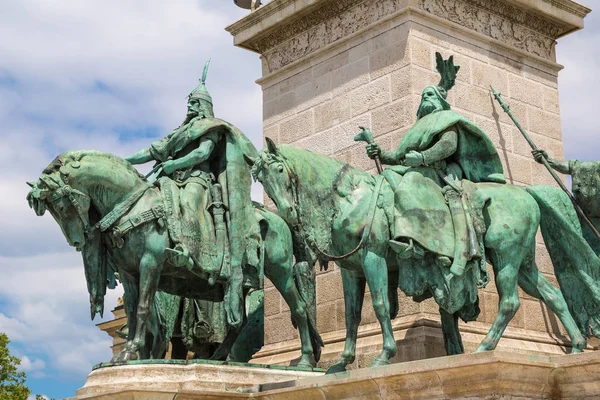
111, 273, 138, 362
440, 308, 464, 355
121, 251, 162, 361
327, 268, 365, 374
364, 251, 397, 367
475, 250, 521, 352
270, 270, 313, 367
518, 259, 586, 353
210, 315, 247, 361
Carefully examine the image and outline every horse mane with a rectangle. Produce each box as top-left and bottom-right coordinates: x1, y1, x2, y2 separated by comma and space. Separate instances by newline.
274, 145, 373, 254
43, 150, 147, 182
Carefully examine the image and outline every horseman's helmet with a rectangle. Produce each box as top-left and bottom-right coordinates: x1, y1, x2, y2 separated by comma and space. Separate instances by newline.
188, 59, 214, 118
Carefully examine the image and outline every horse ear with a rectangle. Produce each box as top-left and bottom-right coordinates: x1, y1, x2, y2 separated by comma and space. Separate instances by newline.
265, 137, 278, 155
243, 154, 256, 167
26, 181, 36, 188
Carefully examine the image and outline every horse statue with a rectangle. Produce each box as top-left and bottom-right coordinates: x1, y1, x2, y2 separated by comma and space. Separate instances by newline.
248, 138, 600, 373
27, 150, 323, 366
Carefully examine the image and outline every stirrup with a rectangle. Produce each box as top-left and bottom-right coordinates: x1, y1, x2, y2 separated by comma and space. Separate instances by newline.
389, 239, 424, 259
166, 244, 194, 269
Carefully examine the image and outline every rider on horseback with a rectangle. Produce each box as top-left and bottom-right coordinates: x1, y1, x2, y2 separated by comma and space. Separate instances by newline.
366, 53, 506, 278
126, 60, 260, 329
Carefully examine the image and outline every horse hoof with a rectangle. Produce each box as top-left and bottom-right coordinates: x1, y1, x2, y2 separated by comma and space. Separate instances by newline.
296, 356, 313, 369
113, 350, 138, 362
326, 362, 348, 374
571, 348, 583, 354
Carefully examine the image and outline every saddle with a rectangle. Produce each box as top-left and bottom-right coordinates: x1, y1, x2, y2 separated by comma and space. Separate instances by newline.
157, 177, 226, 283
383, 168, 490, 288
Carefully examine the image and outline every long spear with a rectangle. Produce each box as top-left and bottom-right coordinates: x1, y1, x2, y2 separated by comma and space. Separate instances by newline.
490, 86, 600, 241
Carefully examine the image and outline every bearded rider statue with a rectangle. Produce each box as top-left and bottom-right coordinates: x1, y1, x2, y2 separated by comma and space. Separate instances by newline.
126, 60, 260, 329
365, 53, 506, 281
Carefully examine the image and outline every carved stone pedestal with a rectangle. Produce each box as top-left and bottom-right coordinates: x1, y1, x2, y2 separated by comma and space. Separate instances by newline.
71, 360, 324, 399
226, 0, 593, 369
71, 351, 600, 399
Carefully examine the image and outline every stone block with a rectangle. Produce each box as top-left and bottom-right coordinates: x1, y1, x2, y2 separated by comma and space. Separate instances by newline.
390, 66, 411, 101
279, 68, 313, 95
280, 110, 314, 144
494, 97, 528, 129
372, 97, 414, 136
263, 124, 280, 144
523, 299, 562, 334
532, 161, 563, 186
331, 114, 371, 154
509, 74, 544, 108
332, 56, 369, 97
350, 76, 390, 116
370, 40, 409, 80
472, 60, 508, 94
528, 106, 562, 140
295, 72, 332, 112
398, 291, 422, 317
410, 37, 432, 70
500, 153, 532, 185
314, 51, 349, 78
316, 271, 343, 304
512, 128, 548, 158
543, 87, 560, 114
317, 302, 338, 334
348, 41, 369, 63
264, 287, 282, 317
472, 115, 512, 152
297, 130, 333, 155
264, 91, 296, 127
535, 244, 554, 275
409, 65, 437, 96
314, 95, 351, 133
449, 82, 494, 118
265, 311, 297, 344
360, 291, 378, 325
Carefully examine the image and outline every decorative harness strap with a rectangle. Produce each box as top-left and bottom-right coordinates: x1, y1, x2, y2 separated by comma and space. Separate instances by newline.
96, 185, 153, 232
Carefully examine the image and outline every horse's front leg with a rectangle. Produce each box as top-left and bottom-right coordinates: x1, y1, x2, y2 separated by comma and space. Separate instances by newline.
327, 268, 365, 374
120, 252, 162, 361
363, 251, 396, 367
112, 273, 138, 362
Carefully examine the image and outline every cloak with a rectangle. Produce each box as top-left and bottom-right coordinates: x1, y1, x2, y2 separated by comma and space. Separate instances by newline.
149, 116, 261, 273
397, 110, 506, 184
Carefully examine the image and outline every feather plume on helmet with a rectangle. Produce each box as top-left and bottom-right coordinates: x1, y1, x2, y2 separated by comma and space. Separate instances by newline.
187, 59, 214, 118
416, 52, 460, 119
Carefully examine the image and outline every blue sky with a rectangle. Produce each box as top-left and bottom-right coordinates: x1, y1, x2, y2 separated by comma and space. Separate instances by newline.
0, 1, 598, 399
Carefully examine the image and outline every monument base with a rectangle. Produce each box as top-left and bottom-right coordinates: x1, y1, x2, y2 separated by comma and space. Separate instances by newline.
72, 351, 600, 399
72, 359, 324, 399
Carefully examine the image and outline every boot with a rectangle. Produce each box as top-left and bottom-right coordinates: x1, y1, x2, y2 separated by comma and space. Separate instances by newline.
445, 189, 469, 276
166, 243, 194, 269
389, 238, 425, 259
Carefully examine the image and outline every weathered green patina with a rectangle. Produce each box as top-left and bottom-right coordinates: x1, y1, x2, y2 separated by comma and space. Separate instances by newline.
250, 53, 600, 373
26, 62, 322, 366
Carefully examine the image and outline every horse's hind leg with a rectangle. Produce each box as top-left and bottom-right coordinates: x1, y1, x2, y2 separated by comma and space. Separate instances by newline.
518, 258, 586, 353
363, 251, 397, 366
326, 268, 365, 374
475, 250, 521, 352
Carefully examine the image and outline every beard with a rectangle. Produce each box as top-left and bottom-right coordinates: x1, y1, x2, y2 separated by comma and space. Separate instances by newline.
418, 99, 442, 118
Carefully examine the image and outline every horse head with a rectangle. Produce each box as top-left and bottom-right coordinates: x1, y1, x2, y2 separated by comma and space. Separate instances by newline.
247, 138, 299, 226
27, 159, 92, 251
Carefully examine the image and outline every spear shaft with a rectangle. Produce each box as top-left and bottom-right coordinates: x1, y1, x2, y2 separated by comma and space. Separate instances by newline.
490, 86, 600, 241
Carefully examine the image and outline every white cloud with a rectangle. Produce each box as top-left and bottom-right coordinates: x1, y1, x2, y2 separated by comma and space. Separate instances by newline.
19, 356, 46, 379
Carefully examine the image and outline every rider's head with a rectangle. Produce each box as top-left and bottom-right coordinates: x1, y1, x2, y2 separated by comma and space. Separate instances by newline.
416, 85, 451, 119
187, 59, 214, 119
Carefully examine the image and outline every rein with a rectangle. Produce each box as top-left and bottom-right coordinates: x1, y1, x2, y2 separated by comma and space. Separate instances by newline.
283, 157, 385, 262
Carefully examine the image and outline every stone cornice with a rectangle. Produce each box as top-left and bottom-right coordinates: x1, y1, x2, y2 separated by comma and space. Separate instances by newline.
227, 0, 590, 67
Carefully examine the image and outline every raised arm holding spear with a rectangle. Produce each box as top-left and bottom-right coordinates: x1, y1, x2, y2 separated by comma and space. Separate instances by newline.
490, 86, 600, 241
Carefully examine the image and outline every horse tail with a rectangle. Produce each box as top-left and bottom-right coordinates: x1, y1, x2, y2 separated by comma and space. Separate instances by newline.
293, 261, 324, 362
526, 185, 600, 338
